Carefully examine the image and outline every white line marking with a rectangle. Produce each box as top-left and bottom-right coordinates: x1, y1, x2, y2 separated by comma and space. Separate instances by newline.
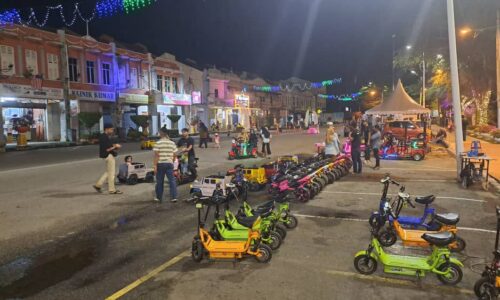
295, 213, 496, 233
321, 191, 486, 203
381, 167, 455, 172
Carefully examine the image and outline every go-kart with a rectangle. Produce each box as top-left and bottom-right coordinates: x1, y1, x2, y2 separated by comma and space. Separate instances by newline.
380, 135, 426, 161
228, 140, 258, 160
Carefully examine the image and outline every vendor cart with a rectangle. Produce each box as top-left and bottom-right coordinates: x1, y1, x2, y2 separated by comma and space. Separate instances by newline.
460, 153, 495, 190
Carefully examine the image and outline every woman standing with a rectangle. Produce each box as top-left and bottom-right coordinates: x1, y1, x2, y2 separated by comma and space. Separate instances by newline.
198, 122, 208, 148
370, 125, 382, 170
324, 122, 341, 157
260, 126, 272, 158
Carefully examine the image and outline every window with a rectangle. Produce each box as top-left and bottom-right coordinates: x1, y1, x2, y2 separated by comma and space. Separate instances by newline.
214, 88, 219, 98
0, 45, 15, 75
47, 53, 59, 80
68, 58, 78, 82
142, 69, 149, 89
102, 63, 111, 85
86, 61, 95, 83
156, 75, 163, 91
25, 49, 38, 75
164, 76, 171, 92
130, 68, 138, 88
172, 77, 178, 93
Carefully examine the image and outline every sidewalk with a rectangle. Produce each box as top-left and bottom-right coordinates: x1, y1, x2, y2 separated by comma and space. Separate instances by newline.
432, 125, 500, 181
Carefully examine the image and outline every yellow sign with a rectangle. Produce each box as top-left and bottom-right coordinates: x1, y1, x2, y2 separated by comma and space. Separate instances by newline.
235, 94, 250, 108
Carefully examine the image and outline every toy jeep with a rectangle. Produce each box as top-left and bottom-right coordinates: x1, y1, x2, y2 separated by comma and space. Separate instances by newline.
241, 166, 268, 191
118, 162, 155, 185
189, 175, 234, 199
140, 136, 159, 150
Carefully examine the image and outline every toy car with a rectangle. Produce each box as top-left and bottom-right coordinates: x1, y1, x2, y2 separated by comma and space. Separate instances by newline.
118, 162, 155, 185
189, 175, 234, 199
380, 135, 426, 161
228, 140, 258, 160
141, 137, 159, 150
242, 166, 268, 191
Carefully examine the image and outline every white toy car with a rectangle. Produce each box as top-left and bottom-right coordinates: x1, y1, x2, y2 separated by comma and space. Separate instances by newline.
189, 174, 234, 199
118, 162, 155, 185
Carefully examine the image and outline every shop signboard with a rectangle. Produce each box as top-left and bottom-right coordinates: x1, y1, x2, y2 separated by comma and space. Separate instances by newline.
235, 94, 250, 108
70, 100, 79, 117
70, 89, 115, 102
163, 92, 191, 106
191, 91, 201, 104
119, 93, 149, 105
0, 83, 63, 99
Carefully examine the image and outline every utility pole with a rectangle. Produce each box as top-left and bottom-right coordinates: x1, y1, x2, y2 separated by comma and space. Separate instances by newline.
496, 8, 499, 128
392, 34, 396, 91
446, 0, 464, 179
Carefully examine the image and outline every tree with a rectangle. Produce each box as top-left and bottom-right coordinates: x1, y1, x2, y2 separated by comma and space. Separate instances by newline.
358, 82, 389, 111
130, 115, 149, 136
78, 112, 102, 137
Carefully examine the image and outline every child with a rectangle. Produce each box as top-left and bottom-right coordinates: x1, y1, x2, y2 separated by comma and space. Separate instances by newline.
118, 155, 133, 182
214, 133, 220, 149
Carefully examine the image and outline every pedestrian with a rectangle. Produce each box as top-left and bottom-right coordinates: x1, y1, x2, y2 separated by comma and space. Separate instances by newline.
350, 122, 362, 174
153, 128, 178, 203
324, 122, 341, 157
260, 126, 272, 158
198, 122, 208, 148
93, 123, 122, 194
249, 127, 258, 149
214, 133, 220, 149
177, 128, 196, 175
461, 115, 468, 142
371, 125, 382, 170
343, 120, 350, 138
361, 120, 371, 165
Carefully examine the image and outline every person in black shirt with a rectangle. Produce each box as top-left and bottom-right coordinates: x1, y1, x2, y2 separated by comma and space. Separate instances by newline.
350, 121, 363, 174
93, 124, 122, 194
177, 128, 196, 175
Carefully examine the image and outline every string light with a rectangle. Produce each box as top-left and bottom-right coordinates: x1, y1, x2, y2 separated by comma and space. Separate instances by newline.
123, 0, 157, 14
0, 9, 21, 26
318, 92, 361, 101
96, 0, 124, 18
253, 78, 342, 93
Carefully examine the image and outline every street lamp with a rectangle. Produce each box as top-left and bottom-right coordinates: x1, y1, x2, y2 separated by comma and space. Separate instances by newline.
406, 45, 413, 50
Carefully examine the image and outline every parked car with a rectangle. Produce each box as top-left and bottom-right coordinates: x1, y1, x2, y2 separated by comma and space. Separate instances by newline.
383, 121, 431, 140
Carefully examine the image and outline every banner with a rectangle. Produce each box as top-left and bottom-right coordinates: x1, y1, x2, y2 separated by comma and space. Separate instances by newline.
163, 92, 191, 106
0, 83, 63, 99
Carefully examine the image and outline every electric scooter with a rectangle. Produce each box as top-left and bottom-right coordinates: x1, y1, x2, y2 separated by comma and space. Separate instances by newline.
369, 175, 440, 230
354, 226, 463, 285
191, 194, 272, 263
474, 206, 500, 299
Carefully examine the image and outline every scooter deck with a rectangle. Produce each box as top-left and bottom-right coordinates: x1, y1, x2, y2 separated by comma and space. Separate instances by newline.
381, 254, 431, 271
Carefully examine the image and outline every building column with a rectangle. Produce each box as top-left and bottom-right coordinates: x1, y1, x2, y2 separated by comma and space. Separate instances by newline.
58, 29, 71, 142
0, 105, 5, 152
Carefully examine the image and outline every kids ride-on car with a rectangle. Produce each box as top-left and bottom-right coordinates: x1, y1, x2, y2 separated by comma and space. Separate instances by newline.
117, 162, 155, 185
189, 175, 235, 200
228, 139, 258, 160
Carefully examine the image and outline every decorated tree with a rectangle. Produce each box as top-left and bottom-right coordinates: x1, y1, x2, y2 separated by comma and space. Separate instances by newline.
78, 112, 102, 138
130, 115, 149, 136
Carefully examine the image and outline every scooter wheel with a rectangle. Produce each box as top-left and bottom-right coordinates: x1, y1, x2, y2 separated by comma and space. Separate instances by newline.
255, 244, 272, 263
436, 262, 463, 285
368, 213, 382, 229
284, 215, 298, 229
191, 236, 204, 262
274, 224, 288, 239
264, 231, 282, 250
450, 236, 466, 252
378, 229, 397, 247
474, 277, 497, 299
354, 255, 377, 275
296, 188, 310, 203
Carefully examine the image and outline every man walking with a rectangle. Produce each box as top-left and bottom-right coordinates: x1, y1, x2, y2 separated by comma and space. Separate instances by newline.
93, 124, 122, 194
177, 128, 196, 175
154, 128, 178, 203
371, 125, 382, 170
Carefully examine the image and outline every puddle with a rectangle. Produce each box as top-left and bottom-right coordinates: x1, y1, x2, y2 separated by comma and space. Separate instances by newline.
0, 239, 99, 299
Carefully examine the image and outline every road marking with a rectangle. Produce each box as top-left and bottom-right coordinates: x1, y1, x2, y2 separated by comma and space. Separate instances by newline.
295, 213, 496, 233
326, 270, 473, 295
380, 167, 455, 172
105, 249, 190, 300
321, 191, 486, 203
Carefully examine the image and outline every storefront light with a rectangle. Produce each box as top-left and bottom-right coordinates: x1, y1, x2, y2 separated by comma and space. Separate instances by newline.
1, 97, 16, 102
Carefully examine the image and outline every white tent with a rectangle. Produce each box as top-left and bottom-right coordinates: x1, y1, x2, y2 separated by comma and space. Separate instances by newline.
366, 80, 430, 115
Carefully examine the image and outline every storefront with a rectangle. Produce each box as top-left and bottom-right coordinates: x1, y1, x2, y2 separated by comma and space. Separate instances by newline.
208, 93, 262, 129
119, 93, 149, 133
70, 89, 115, 139
158, 92, 191, 132
0, 83, 64, 142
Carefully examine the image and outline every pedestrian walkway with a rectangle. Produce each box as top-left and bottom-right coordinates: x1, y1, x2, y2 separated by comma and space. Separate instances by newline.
433, 125, 500, 180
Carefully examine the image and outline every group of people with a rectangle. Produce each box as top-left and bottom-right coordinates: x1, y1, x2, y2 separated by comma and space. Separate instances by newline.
236, 126, 272, 158
323, 119, 382, 174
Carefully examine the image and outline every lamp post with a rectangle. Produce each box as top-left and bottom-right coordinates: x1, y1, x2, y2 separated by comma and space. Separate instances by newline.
446, 0, 464, 179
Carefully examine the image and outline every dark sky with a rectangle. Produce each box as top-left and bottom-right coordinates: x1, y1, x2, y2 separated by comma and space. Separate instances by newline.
1, 0, 499, 92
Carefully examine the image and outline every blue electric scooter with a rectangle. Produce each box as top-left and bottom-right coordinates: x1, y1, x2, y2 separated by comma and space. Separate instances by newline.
368, 175, 441, 231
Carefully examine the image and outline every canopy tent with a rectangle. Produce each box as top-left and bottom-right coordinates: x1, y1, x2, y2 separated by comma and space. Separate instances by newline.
366, 80, 430, 115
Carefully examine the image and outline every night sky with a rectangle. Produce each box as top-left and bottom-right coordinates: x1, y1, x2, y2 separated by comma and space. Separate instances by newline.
1, 0, 499, 92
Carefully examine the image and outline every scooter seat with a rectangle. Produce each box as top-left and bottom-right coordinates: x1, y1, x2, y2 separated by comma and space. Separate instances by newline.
256, 200, 274, 210
421, 231, 455, 247
434, 213, 460, 225
236, 215, 259, 228
415, 195, 435, 205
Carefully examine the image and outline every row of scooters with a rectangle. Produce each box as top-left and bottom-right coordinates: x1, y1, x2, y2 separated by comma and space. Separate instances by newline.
354, 174, 500, 299
190, 154, 352, 263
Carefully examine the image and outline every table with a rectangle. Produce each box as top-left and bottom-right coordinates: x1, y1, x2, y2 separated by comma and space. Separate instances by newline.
460, 153, 495, 190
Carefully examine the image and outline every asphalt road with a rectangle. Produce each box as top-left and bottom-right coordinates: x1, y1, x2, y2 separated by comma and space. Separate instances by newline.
0, 133, 499, 300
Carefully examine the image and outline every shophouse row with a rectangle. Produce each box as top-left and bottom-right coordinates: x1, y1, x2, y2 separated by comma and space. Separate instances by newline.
0, 24, 326, 143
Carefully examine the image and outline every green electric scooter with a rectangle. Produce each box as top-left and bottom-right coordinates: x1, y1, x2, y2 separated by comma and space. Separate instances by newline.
353, 226, 464, 285
207, 184, 283, 250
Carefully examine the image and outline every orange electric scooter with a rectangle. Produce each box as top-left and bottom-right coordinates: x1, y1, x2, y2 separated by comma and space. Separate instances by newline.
377, 182, 466, 252
191, 195, 272, 263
